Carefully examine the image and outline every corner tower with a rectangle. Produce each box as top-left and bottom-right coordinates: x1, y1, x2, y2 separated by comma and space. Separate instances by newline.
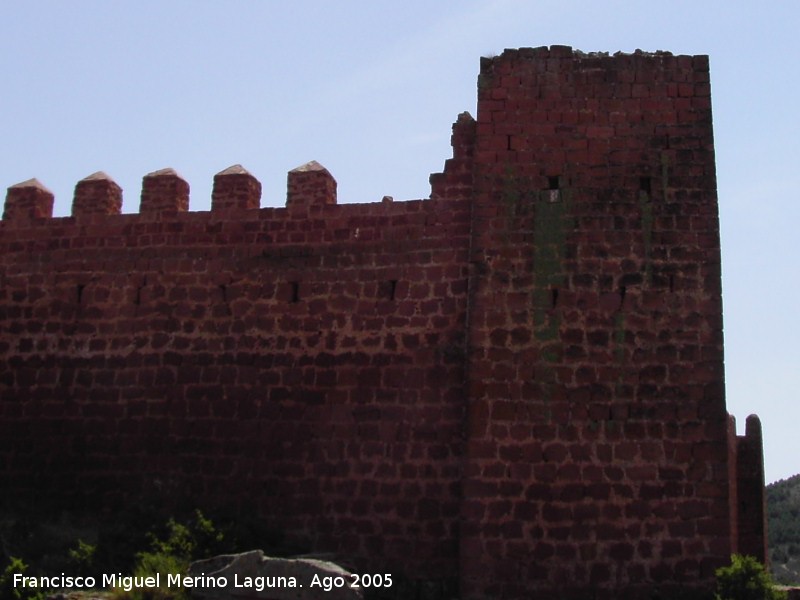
460, 46, 741, 599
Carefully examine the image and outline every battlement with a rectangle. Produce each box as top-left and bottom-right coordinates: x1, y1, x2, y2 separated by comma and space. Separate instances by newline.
2, 178, 54, 221
3, 161, 346, 225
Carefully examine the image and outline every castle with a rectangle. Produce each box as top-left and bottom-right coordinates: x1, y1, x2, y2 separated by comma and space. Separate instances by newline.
0, 46, 766, 599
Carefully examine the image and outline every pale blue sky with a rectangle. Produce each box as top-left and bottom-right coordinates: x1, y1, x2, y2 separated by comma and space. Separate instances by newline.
1, 1, 798, 483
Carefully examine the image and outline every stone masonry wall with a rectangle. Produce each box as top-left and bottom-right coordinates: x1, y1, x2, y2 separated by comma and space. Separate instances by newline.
460, 47, 732, 599
0, 47, 766, 599
736, 415, 768, 564
0, 166, 471, 585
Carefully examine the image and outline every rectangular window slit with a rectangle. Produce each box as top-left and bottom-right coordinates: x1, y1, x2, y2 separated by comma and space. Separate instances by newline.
76, 284, 85, 304
290, 281, 300, 303
389, 280, 398, 301
134, 276, 147, 307
640, 176, 652, 194
551, 288, 559, 309
548, 176, 560, 190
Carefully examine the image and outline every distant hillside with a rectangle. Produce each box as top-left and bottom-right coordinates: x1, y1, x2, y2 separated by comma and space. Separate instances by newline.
767, 474, 800, 584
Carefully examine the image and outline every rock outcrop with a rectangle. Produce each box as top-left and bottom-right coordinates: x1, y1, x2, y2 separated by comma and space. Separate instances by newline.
187, 550, 363, 600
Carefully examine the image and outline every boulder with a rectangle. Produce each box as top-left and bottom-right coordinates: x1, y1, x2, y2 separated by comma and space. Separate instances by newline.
187, 550, 363, 600
778, 587, 800, 600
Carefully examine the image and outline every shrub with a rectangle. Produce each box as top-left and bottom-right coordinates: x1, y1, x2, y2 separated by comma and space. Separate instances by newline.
111, 551, 188, 600
147, 511, 223, 562
111, 511, 223, 600
0, 557, 46, 600
66, 539, 97, 577
715, 554, 787, 600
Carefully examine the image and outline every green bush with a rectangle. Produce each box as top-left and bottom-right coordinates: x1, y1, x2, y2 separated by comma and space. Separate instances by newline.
147, 511, 223, 562
715, 554, 787, 600
112, 511, 224, 600
0, 557, 46, 600
110, 552, 188, 600
66, 539, 97, 577
0, 507, 284, 600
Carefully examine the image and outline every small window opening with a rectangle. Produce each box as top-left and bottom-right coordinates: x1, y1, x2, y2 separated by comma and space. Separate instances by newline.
546, 176, 561, 203
389, 280, 398, 301
639, 176, 652, 195
76, 284, 85, 304
669, 275, 675, 293
289, 281, 300, 303
507, 135, 513, 151
619, 285, 627, 308
550, 287, 559, 309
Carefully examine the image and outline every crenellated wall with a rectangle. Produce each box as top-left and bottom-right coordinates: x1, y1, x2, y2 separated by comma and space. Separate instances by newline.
0, 46, 766, 600
0, 161, 472, 587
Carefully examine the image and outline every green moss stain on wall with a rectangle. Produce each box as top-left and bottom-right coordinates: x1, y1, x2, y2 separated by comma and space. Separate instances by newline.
533, 187, 569, 402
614, 311, 626, 362
639, 153, 670, 286
639, 186, 653, 286
500, 170, 524, 223
496, 170, 571, 403
532, 188, 567, 344
661, 151, 670, 204
613, 310, 628, 397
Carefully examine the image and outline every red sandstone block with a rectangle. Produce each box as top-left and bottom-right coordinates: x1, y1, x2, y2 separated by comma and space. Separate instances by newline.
589, 563, 611, 584
586, 125, 615, 138
542, 442, 568, 462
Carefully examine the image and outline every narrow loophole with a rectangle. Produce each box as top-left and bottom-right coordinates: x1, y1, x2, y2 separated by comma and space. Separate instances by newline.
289, 281, 300, 303
619, 285, 627, 308
219, 284, 228, 303
550, 287, 559, 309
507, 135, 513, 151
76, 284, 85, 304
669, 275, 675, 293
639, 176, 652, 195
389, 280, 398, 301
134, 276, 147, 307
548, 175, 560, 190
